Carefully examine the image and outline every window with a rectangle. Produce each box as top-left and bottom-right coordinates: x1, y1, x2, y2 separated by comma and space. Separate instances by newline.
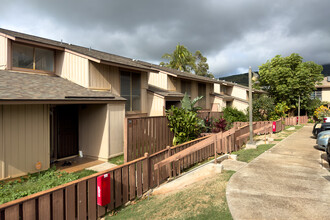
181, 80, 191, 95
198, 83, 206, 108
120, 71, 141, 111
12, 43, 54, 72
311, 88, 322, 100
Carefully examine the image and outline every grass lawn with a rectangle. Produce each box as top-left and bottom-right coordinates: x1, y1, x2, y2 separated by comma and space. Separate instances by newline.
107, 170, 235, 220
108, 154, 124, 165
232, 144, 275, 163
0, 167, 96, 205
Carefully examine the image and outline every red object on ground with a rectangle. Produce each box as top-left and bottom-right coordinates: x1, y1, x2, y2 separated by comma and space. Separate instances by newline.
272, 121, 276, 132
97, 174, 111, 206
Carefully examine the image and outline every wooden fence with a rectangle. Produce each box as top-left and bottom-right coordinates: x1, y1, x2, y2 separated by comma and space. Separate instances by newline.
0, 118, 285, 219
197, 111, 223, 119
125, 116, 174, 162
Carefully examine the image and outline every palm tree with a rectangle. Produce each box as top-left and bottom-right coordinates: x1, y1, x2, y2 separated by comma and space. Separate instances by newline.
160, 44, 195, 72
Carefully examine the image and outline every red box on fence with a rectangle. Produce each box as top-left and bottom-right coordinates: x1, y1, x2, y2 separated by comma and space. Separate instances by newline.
97, 174, 111, 206
272, 121, 276, 132
297, 117, 299, 123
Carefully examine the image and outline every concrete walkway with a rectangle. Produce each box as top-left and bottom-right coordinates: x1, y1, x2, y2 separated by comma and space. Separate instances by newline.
226, 126, 330, 220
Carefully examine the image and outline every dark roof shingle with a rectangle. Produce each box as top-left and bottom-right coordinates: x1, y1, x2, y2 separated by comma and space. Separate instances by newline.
0, 70, 125, 102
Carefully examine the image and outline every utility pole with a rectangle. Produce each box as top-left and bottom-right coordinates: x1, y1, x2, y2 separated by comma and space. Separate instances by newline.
248, 66, 254, 144
298, 95, 300, 125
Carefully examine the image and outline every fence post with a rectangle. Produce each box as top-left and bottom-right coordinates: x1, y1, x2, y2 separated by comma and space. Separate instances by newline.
166, 146, 172, 178
124, 118, 128, 163
214, 134, 217, 164
145, 152, 150, 190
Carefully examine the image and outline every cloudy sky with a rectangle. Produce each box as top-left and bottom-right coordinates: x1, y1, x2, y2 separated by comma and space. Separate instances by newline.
1, 0, 330, 77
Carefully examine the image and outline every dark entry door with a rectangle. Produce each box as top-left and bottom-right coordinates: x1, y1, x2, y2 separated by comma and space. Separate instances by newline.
55, 105, 79, 159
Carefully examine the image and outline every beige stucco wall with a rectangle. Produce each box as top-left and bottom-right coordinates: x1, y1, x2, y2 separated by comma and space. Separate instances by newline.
108, 103, 125, 157
211, 96, 225, 112
214, 83, 221, 94
0, 36, 7, 70
56, 51, 89, 88
322, 88, 330, 102
79, 104, 109, 161
231, 86, 248, 100
148, 71, 168, 90
79, 103, 125, 160
232, 99, 248, 112
0, 104, 50, 179
147, 92, 165, 116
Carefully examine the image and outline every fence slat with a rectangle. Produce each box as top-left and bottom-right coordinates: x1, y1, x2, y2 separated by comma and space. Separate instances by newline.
122, 166, 129, 204
23, 199, 36, 220
53, 190, 64, 220
4, 205, 19, 220
137, 161, 143, 197
129, 164, 136, 200
114, 169, 122, 208
65, 185, 75, 220
77, 181, 87, 220
143, 155, 149, 193
87, 178, 97, 220
38, 194, 51, 220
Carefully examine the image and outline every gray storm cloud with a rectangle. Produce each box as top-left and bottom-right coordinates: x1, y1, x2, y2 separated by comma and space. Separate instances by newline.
1, 0, 330, 77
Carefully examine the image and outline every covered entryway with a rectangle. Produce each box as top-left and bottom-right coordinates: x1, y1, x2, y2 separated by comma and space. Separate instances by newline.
50, 105, 79, 161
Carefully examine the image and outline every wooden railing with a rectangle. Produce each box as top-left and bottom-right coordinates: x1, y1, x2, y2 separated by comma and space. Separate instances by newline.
197, 111, 223, 119
124, 116, 174, 162
153, 121, 276, 184
0, 116, 298, 219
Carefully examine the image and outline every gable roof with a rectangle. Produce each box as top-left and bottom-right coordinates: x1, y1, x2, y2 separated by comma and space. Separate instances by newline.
0, 28, 155, 72
0, 70, 125, 102
316, 76, 330, 88
137, 60, 219, 84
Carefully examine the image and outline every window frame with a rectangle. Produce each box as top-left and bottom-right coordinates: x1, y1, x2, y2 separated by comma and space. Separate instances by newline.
11, 42, 56, 74
120, 70, 142, 112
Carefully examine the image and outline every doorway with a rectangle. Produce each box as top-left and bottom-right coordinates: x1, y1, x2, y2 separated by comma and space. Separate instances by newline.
50, 105, 79, 162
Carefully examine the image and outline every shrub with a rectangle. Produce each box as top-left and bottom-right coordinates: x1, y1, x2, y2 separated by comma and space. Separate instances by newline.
212, 118, 227, 133
166, 106, 204, 145
223, 107, 247, 128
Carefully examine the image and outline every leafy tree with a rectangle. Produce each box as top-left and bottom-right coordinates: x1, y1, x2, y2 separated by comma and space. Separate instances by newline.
305, 98, 326, 117
194, 50, 214, 78
258, 53, 323, 115
251, 94, 275, 121
160, 44, 214, 78
160, 44, 195, 72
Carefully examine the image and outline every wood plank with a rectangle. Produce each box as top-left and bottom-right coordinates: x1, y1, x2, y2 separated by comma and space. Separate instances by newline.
129, 164, 136, 200
53, 190, 64, 220
132, 120, 137, 161
122, 166, 129, 204
5, 205, 19, 220
136, 161, 143, 197
143, 156, 149, 192
77, 181, 87, 220
149, 157, 155, 188
114, 169, 122, 208
38, 194, 51, 220
65, 185, 75, 220
23, 199, 36, 220
88, 178, 97, 220
109, 171, 115, 211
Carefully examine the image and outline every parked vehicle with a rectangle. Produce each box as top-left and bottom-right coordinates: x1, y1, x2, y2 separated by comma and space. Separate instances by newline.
313, 122, 322, 138
316, 130, 330, 150
313, 122, 330, 138
326, 140, 330, 166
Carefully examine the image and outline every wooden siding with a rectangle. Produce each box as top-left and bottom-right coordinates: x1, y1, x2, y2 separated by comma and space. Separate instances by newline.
89, 61, 121, 95
214, 83, 221, 94
167, 76, 177, 91
147, 92, 165, 116
0, 36, 7, 70
108, 103, 125, 157
79, 104, 109, 161
0, 105, 49, 179
140, 72, 148, 113
211, 96, 225, 111
56, 51, 89, 88
148, 71, 168, 90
